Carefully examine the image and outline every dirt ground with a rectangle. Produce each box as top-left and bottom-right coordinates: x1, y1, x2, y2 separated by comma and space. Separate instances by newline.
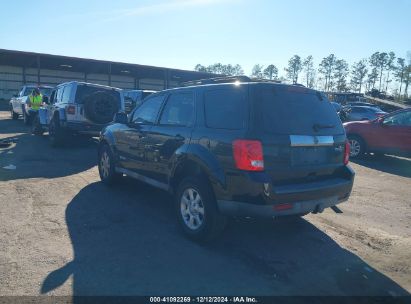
0, 110, 410, 296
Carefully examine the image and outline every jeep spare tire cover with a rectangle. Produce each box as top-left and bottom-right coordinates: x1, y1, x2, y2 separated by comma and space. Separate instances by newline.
83, 91, 119, 124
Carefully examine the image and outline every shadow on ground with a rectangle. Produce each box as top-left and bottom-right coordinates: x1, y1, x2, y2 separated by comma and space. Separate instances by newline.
41, 180, 409, 297
0, 116, 97, 181
353, 154, 411, 178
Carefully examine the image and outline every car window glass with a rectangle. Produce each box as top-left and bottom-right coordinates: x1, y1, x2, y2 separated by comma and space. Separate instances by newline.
204, 88, 247, 129
62, 85, 71, 103
160, 92, 194, 126
56, 87, 63, 102
49, 91, 56, 104
131, 95, 164, 124
354, 107, 364, 113
258, 86, 343, 135
23, 87, 34, 96
384, 112, 411, 126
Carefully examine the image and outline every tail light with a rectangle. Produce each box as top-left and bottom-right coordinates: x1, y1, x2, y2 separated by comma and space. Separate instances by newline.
344, 140, 350, 165
274, 203, 293, 211
66, 105, 76, 115
233, 140, 264, 171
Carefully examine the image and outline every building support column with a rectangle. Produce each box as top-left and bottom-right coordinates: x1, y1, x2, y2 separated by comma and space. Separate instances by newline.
36, 55, 41, 85
164, 69, 169, 89
108, 63, 112, 86
22, 67, 26, 85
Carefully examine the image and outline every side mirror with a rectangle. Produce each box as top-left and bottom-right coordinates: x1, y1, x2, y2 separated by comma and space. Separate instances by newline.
113, 112, 128, 124
42, 96, 49, 104
13, 94, 18, 98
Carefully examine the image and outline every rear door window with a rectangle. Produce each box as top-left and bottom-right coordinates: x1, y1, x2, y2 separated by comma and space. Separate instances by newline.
204, 88, 248, 129
256, 86, 344, 135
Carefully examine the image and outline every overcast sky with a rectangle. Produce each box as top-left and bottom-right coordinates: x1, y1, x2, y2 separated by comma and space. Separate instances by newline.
1, 0, 410, 75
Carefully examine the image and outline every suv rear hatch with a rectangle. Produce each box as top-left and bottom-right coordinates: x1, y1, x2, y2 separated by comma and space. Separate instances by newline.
251, 84, 347, 185
75, 85, 121, 125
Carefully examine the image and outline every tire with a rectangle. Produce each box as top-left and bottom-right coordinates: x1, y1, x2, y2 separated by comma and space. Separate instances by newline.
98, 144, 122, 185
175, 176, 226, 242
10, 105, 19, 120
84, 91, 119, 124
48, 117, 65, 147
31, 114, 44, 136
348, 135, 366, 159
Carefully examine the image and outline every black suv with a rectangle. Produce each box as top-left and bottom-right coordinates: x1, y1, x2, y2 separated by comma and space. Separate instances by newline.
98, 80, 355, 241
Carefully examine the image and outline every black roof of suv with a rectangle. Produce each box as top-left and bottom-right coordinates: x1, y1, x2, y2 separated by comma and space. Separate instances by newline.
98, 80, 355, 241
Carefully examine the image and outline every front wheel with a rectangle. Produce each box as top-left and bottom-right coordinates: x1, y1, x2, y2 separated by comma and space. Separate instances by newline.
98, 144, 122, 185
176, 176, 226, 242
348, 135, 365, 159
48, 118, 65, 147
10, 105, 19, 120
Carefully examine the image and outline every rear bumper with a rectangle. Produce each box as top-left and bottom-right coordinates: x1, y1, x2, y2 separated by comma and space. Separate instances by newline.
215, 165, 354, 218
218, 195, 347, 218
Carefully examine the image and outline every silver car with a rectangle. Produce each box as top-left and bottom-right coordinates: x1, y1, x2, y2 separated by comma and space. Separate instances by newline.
343, 106, 387, 121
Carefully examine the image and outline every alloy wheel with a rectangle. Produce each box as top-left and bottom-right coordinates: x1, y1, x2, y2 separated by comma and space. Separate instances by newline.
349, 139, 361, 157
180, 188, 205, 230
100, 151, 110, 179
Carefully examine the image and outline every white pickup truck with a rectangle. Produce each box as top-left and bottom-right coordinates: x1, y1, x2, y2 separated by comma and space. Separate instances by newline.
10, 85, 53, 124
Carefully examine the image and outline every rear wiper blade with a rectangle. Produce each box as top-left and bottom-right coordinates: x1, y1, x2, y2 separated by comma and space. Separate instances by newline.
313, 123, 335, 132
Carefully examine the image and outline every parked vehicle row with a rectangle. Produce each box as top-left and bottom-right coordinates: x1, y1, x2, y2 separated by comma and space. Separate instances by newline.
339, 105, 387, 122
8, 78, 410, 241
366, 89, 395, 101
9, 82, 154, 147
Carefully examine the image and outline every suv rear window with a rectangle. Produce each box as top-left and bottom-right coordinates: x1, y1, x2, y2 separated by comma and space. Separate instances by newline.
256, 86, 344, 135
75, 85, 120, 104
204, 88, 247, 129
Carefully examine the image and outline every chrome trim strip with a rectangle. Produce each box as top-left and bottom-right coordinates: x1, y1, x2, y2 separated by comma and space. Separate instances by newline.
290, 135, 334, 147
115, 167, 169, 191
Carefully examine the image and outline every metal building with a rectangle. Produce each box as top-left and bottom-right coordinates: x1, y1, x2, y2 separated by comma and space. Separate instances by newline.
0, 49, 216, 99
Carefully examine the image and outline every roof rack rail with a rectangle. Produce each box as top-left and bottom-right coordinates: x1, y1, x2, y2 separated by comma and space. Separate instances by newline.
180, 75, 284, 87
181, 75, 252, 86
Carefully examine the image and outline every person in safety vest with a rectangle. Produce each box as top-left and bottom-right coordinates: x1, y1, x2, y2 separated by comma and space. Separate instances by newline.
28, 88, 43, 110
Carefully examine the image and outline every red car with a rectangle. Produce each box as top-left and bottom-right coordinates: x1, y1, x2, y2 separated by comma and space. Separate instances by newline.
344, 109, 411, 158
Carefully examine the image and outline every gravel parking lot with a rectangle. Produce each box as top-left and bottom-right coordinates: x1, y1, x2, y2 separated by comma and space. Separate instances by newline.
0, 110, 410, 296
